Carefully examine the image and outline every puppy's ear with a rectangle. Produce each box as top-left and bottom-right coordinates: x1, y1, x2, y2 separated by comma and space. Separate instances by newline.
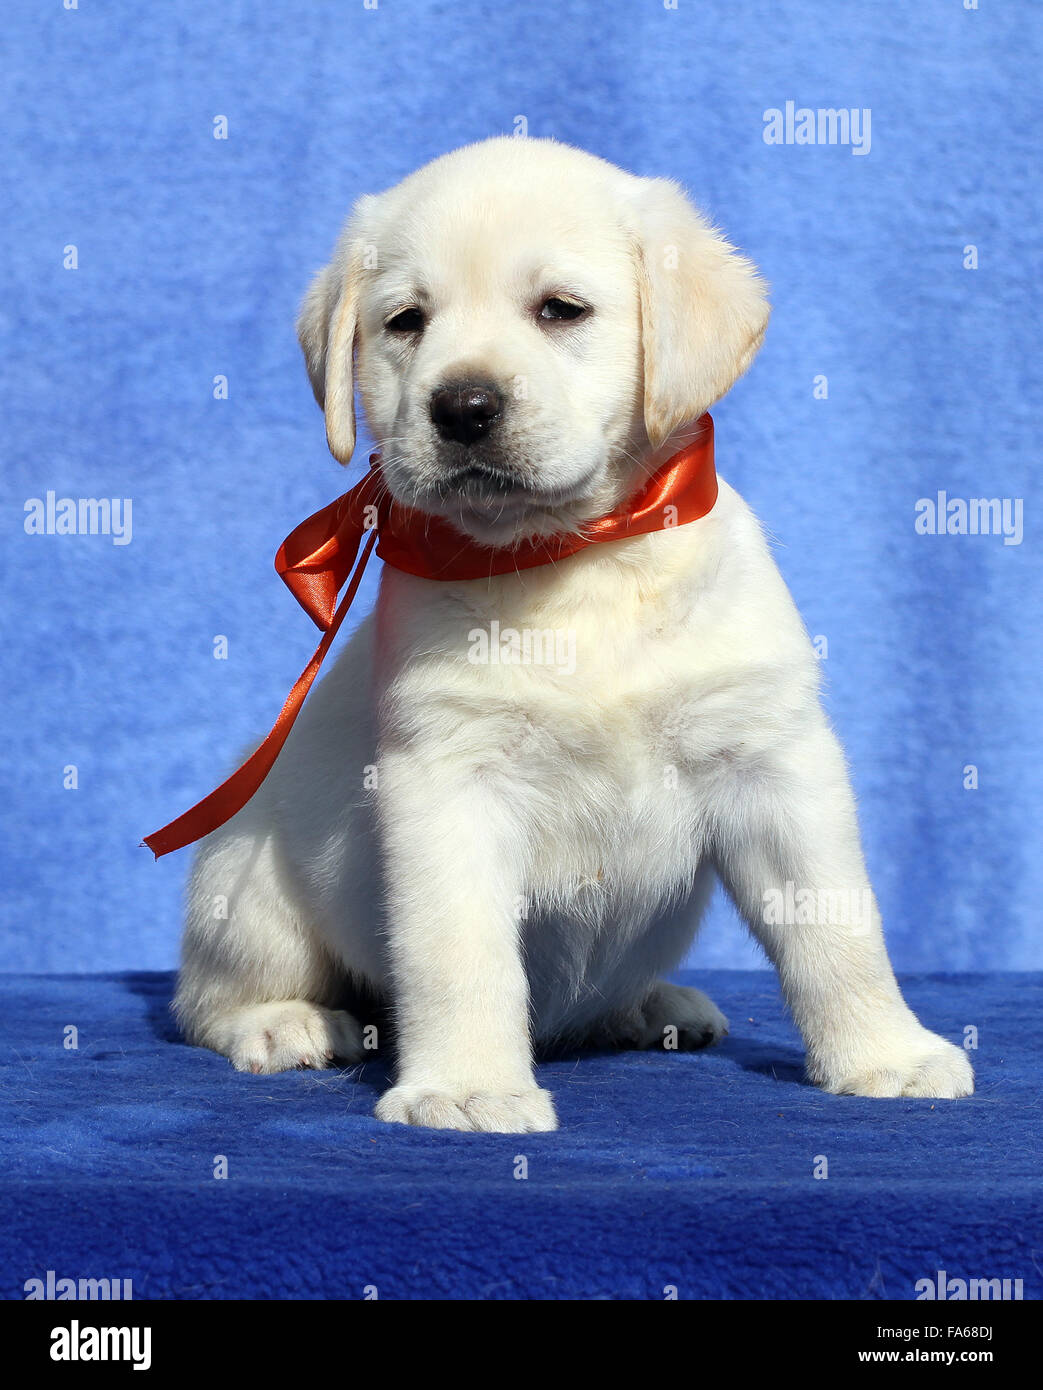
627, 178, 770, 449
297, 202, 373, 465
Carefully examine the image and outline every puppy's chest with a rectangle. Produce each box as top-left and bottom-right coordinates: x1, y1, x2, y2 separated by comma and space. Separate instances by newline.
462, 599, 754, 779
391, 590, 761, 890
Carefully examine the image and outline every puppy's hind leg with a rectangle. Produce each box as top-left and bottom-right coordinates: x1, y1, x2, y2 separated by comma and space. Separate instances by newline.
571, 865, 726, 1053
174, 822, 366, 1074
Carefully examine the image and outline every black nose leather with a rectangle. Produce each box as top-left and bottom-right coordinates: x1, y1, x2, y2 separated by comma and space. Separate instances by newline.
430, 382, 504, 445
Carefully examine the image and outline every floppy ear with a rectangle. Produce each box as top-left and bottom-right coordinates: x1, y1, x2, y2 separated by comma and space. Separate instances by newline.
297, 210, 370, 465
628, 178, 770, 449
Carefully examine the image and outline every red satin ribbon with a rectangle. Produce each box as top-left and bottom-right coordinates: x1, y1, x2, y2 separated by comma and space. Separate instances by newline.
144, 414, 717, 857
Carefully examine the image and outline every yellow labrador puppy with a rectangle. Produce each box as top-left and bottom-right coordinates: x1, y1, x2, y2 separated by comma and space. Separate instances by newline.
175, 138, 972, 1131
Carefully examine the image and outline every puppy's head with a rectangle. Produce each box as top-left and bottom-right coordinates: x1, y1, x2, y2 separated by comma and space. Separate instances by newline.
299, 138, 769, 546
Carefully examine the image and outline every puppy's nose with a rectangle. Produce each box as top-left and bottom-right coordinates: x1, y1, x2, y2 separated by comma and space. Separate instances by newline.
429, 382, 504, 446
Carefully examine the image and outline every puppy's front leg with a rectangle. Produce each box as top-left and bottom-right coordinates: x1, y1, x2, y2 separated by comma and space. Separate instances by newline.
717, 721, 973, 1099
374, 756, 557, 1133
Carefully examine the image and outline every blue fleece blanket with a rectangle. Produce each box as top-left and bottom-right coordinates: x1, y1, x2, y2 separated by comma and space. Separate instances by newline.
2, 970, 1037, 1301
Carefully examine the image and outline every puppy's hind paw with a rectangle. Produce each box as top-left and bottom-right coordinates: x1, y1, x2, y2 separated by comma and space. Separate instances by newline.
203, 1001, 365, 1075
642, 981, 730, 1051
592, 981, 729, 1052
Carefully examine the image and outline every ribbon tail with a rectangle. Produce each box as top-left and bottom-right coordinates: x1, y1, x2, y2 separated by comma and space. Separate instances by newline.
143, 529, 378, 859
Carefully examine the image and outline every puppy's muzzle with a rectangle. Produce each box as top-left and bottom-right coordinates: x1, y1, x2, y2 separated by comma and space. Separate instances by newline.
430, 381, 504, 446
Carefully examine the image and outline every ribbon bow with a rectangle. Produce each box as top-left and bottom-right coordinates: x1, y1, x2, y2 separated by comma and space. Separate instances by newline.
145, 415, 717, 857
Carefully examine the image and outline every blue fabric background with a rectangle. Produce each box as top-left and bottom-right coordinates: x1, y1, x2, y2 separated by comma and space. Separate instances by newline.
2, 0, 1040, 974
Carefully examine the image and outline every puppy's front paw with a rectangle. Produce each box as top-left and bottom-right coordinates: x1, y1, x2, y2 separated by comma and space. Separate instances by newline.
814, 1029, 974, 1099
375, 1084, 558, 1133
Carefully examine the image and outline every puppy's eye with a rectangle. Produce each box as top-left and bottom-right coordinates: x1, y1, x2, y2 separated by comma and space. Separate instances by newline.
539, 297, 588, 322
385, 307, 425, 334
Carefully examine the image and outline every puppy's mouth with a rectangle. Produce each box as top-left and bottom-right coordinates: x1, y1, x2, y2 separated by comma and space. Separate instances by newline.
434, 466, 602, 543
431, 457, 601, 513
381, 440, 608, 545
441, 462, 522, 502
434, 470, 549, 543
